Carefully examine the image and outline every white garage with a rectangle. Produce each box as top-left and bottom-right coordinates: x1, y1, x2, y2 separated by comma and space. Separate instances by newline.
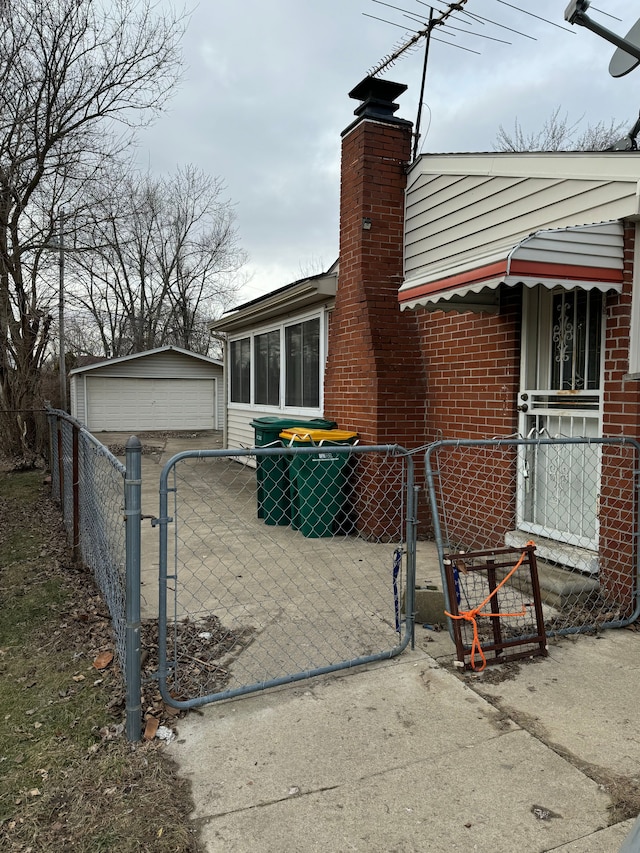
69, 346, 224, 433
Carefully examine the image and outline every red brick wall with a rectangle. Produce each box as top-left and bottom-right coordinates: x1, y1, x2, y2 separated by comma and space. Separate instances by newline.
326, 100, 639, 606
600, 223, 640, 615
414, 287, 522, 442
603, 223, 640, 440
323, 116, 427, 450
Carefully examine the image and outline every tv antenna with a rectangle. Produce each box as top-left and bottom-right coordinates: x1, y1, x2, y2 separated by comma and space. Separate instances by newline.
564, 0, 640, 77
367, 0, 472, 78
367, 1, 473, 161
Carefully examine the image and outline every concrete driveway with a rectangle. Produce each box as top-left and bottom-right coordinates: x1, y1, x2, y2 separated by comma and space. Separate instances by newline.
103, 430, 442, 695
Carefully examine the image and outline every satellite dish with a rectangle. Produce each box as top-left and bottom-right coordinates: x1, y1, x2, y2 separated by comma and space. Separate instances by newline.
565, 2, 640, 78
609, 18, 640, 78
607, 110, 640, 152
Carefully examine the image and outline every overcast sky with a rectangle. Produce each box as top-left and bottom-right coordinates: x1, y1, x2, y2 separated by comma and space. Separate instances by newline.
136, 0, 640, 304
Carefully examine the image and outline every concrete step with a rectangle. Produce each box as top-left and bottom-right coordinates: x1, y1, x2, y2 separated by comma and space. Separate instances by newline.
496, 557, 600, 610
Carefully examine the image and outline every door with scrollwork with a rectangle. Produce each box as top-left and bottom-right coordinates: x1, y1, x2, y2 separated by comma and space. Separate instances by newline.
517, 286, 604, 556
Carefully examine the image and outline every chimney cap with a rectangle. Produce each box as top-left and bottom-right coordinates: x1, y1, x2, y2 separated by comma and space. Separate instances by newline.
342, 75, 411, 137
349, 76, 407, 105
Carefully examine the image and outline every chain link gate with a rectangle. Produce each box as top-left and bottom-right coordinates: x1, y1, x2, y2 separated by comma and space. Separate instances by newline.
425, 437, 640, 657
155, 444, 417, 709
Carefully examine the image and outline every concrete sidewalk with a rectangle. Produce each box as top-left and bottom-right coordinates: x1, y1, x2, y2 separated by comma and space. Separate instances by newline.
167, 631, 639, 853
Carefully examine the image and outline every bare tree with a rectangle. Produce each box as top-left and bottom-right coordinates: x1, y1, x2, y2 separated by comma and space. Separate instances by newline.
494, 107, 625, 152
67, 165, 247, 359
0, 0, 185, 459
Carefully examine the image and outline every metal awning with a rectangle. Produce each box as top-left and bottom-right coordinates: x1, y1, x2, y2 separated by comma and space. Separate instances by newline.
398, 221, 624, 314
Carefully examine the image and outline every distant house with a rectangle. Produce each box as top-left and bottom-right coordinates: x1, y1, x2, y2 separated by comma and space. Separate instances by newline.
69, 345, 223, 432
213, 76, 640, 617
209, 265, 337, 448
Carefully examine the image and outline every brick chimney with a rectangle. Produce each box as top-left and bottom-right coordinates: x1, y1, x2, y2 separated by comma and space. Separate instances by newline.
323, 77, 426, 450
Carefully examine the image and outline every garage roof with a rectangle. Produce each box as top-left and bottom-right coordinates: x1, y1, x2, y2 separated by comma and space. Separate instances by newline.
68, 345, 222, 376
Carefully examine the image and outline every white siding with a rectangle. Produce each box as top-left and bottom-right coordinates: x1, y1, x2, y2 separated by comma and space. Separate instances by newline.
227, 408, 260, 450
85, 349, 221, 380
214, 377, 224, 431
70, 376, 77, 419
403, 153, 640, 291
70, 375, 87, 425
225, 407, 329, 468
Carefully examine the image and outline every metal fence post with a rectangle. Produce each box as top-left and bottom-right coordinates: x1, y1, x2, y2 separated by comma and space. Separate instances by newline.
124, 436, 142, 742
57, 421, 64, 509
72, 423, 80, 563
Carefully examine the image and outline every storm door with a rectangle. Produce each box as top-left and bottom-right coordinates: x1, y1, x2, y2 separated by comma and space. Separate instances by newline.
517, 286, 604, 555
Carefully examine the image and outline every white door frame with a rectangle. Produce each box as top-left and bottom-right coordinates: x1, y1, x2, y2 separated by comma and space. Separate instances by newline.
517, 285, 605, 552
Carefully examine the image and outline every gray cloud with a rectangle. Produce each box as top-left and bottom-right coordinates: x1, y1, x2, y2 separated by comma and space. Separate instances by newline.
136, 1, 640, 300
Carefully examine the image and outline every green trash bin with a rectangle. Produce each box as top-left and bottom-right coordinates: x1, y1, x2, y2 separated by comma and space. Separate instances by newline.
279, 429, 359, 538
250, 417, 337, 525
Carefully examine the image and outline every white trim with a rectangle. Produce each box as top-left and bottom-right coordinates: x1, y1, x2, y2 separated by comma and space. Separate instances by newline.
210, 273, 336, 333
407, 150, 640, 188
227, 307, 328, 417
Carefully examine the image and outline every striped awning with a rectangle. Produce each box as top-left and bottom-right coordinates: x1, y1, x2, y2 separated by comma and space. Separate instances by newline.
398, 221, 624, 314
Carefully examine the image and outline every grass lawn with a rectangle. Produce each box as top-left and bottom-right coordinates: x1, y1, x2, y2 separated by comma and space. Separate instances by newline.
0, 469, 203, 852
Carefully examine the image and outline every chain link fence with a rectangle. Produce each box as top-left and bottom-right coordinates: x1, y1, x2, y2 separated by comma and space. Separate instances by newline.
425, 438, 640, 645
156, 444, 417, 709
47, 410, 130, 677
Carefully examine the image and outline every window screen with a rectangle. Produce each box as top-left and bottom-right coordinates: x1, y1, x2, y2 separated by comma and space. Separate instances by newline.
230, 338, 250, 403
285, 318, 320, 408
255, 330, 280, 406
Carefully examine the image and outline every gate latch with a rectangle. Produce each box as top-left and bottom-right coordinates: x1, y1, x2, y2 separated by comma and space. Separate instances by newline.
150, 516, 173, 527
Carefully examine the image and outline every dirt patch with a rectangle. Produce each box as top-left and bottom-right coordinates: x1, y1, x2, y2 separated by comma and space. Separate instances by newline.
137, 616, 255, 718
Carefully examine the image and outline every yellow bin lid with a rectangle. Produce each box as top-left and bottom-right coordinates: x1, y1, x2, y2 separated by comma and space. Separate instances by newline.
279, 428, 358, 443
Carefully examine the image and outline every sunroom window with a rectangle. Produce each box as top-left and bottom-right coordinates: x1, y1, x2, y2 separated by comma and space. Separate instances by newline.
255, 329, 280, 406
285, 318, 320, 408
230, 337, 250, 403
229, 315, 323, 410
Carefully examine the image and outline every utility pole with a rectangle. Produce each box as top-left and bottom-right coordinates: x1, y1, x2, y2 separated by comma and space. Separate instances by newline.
58, 208, 67, 411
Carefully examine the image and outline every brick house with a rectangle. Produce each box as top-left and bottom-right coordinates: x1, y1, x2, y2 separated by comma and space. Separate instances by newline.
213, 76, 640, 617
324, 76, 640, 618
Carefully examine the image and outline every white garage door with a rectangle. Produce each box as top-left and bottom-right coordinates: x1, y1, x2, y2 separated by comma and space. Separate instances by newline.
87, 377, 215, 431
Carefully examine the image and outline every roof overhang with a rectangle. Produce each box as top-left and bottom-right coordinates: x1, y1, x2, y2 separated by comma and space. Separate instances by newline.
209, 271, 337, 333
399, 221, 625, 314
